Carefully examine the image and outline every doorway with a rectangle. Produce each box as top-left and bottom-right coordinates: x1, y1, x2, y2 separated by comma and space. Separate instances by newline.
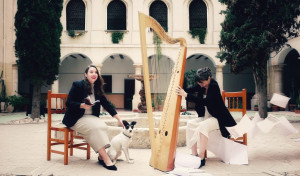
124, 79, 135, 110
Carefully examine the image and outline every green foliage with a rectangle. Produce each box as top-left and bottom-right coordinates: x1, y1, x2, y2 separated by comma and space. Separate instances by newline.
67, 30, 85, 38
156, 95, 163, 105
67, 30, 75, 38
111, 32, 124, 44
181, 111, 193, 115
14, 0, 63, 86
217, 0, 300, 118
7, 95, 28, 112
184, 69, 197, 89
217, 0, 300, 74
189, 28, 207, 44
153, 32, 162, 62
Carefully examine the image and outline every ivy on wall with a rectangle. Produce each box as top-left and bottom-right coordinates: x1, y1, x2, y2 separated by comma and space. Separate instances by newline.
189, 28, 207, 44
153, 32, 162, 62
67, 30, 86, 38
111, 32, 124, 44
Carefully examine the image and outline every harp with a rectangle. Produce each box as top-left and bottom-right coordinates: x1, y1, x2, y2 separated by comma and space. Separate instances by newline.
138, 12, 187, 171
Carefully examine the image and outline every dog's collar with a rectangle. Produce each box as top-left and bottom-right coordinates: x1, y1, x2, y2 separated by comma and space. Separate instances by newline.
123, 132, 131, 138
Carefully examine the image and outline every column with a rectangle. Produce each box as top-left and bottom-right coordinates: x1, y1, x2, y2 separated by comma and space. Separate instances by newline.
215, 65, 224, 91
273, 64, 285, 95
132, 64, 142, 111
51, 80, 59, 93
51, 80, 59, 108
251, 86, 258, 110
95, 64, 103, 73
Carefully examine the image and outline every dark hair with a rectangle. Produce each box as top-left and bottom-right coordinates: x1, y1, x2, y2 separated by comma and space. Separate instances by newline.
84, 65, 105, 96
194, 67, 212, 83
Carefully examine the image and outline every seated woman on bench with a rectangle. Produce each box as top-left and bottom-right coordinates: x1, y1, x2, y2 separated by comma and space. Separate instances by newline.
176, 67, 236, 168
62, 65, 124, 171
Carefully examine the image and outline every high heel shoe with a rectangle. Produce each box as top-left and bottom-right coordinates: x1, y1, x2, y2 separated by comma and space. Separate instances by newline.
199, 158, 206, 168
102, 162, 117, 171
98, 157, 104, 165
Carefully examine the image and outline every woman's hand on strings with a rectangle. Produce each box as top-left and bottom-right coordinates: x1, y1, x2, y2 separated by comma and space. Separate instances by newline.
176, 86, 187, 98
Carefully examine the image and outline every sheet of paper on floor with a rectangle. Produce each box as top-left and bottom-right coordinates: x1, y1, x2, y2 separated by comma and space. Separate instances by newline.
270, 93, 290, 108
207, 130, 248, 165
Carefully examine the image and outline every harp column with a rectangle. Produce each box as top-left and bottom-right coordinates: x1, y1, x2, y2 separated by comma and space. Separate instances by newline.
132, 64, 143, 111
215, 65, 224, 91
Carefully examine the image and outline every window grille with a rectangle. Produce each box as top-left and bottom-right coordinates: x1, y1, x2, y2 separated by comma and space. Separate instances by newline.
150, 0, 168, 32
107, 0, 126, 30
66, 0, 85, 30
189, 0, 207, 30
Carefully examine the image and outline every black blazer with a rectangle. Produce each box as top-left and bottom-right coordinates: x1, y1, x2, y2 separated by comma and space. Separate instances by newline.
185, 84, 205, 117
62, 80, 117, 128
186, 79, 236, 138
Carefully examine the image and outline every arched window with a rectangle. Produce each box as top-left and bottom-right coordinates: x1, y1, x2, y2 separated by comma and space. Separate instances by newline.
66, 0, 86, 30
107, 0, 126, 30
150, 0, 168, 32
189, 0, 207, 30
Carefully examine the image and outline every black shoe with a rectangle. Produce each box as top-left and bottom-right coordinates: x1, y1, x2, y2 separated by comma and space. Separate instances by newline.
199, 158, 206, 168
98, 157, 104, 165
102, 162, 117, 171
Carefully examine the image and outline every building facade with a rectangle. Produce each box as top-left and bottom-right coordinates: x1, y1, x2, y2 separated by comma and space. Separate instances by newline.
0, 0, 299, 110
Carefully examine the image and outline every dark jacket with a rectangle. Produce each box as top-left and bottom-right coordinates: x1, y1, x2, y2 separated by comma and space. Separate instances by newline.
186, 79, 236, 138
185, 84, 205, 117
62, 80, 117, 128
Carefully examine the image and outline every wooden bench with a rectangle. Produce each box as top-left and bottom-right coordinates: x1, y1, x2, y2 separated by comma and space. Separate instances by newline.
46, 90, 90, 165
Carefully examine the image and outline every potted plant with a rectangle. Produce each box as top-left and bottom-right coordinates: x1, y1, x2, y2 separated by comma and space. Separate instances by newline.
180, 105, 187, 112
152, 101, 155, 111
156, 95, 164, 111
271, 105, 279, 112
7, 95, 26, 112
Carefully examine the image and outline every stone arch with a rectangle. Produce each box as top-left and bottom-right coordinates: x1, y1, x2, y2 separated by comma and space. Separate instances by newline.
282, 49, 300, 103
185, 53, 216, 74
59, 53, 92, 93
101, 53, 135, 109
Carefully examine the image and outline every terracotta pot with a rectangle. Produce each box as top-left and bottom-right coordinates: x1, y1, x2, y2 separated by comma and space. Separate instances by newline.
272, 105, 279, 112
289, 104, 296, 112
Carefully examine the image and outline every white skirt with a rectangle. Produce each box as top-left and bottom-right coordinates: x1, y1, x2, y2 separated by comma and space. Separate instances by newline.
71, 115, 110, 153
186, 107, 219, 148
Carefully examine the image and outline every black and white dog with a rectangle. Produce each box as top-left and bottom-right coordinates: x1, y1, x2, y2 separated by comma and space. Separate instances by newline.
108, 120, 137, 164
